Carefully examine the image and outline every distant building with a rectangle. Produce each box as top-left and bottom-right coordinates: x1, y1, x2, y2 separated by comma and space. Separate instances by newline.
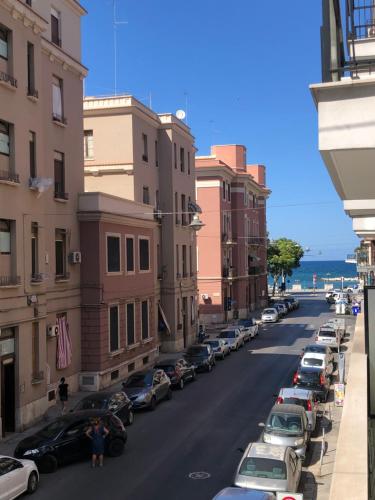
83, 96, 200, 352
196, 145, 270, 324
0, 0, 87, 434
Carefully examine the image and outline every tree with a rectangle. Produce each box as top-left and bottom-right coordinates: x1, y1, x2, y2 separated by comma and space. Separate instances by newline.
267, 238, 304, 295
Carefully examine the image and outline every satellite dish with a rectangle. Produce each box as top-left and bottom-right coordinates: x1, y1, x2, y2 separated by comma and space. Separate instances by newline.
176, 109, 186, 120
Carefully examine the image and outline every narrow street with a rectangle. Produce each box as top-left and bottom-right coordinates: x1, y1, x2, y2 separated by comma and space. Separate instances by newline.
32, 295, 334, 500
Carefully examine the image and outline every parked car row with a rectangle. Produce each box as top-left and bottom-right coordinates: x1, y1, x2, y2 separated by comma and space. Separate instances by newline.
261, 296, 299, 323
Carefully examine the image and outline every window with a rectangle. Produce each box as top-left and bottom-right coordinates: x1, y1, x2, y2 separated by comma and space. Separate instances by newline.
175, 192, 179, 224
32, 322, 39, 377
51, 7, 61, 46
228, 184, 231, 201
187, 151, 190, 175
141, 300, 149, 340
54, 151, 65, 198
176, 244, 179, 277
188, 196, 192, 224
0, 27, 9, 60
181, 194, 186, 225
174, 142, 177, 169
155, 190, 159, 210
180, 147, 185, 172
29, 131, 36, 178
0, 220, 11, 254
109, 305, 120, 352
107, 234, 121, 273
139, 238, 150, 271
126, 302, 135, 345
27, 42, 36, 95
157, 244, 161, 278
222, 180, 226, 200
177, 298, 180, 326
52, 76, 63, 121
84, 130, 93, 159
0, 121, 9, 156
190, 296, 195, 325
155, 140, 158, 167
142, 186, 150, 205
182, 245, 187, 277
55, 229, 66, 277
189, 245, 193, 276
142, 133, 148, 162
125, 236, 134, 273
31, 222, 38, 278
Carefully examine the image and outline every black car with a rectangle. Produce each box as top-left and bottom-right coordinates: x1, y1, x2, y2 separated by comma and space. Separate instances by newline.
73, 391, 134, 425
154, 358, 196, 390
184, 344, 215, 372
293, 366, 330, 402
122, 369, 172, 410
14, 410, 127, 473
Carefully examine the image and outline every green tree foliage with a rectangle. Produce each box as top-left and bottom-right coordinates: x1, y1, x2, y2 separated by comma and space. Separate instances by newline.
267, 238, 304, 295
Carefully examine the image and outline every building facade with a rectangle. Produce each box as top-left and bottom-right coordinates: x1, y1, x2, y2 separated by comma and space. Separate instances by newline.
0, 0, 87, 434
196, 145, 269, 325
83, 96, 199, 352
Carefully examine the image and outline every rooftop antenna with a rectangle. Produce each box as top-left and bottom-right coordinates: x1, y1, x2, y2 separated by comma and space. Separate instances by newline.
113, 0, 128, 96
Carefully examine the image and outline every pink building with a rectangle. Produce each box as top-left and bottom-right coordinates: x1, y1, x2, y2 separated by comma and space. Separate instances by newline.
196, 145, 270, 324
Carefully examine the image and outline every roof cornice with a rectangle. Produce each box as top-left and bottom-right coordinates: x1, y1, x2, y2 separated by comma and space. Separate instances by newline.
0, 0, 48, 34
41, 38, 88, 79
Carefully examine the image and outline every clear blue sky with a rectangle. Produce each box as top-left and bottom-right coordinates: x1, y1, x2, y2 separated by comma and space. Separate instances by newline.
81, 0, 359, 261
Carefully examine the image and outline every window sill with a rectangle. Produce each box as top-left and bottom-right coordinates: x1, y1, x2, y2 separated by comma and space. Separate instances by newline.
27, 94, 39, 103
139, 269, 151, 274
0, 79, 17, 92
106, 271, 123, 276
0, 284, 21, 289
52, 118, 67, 128
84, 157, 95, 161
31, 377, 44, 385
126, 343, 140, 351
109, 348, 124, 358
54, 196, 69, 203
0, 178, 20, 187
55, 276, 70, 283
141, 338, 153, 345
30, 279, 44, 286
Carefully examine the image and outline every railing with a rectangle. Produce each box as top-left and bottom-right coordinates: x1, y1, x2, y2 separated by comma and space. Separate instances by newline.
0, 71, 17, 88
27, 87, 39, 99
31, 273, 44, 283
0, 170, 20, 183
223, 267, 235, 278
347, 0, 375, 40
54, 191, 69, 200
0, 275, 21, 287
52, 113, 67, 125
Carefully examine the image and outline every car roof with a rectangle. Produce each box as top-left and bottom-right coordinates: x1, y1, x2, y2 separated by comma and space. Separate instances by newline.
247, 442, 287, 461
263, 308, 276, 312
213, 488, 275, 499
55, 409, 111, 423
80, 391, 120, 400
269, 403, 306, 415
302, 352, 326, 359
305, 344, 327, 350
279, 387, 313, 399
155, 358, 181, 365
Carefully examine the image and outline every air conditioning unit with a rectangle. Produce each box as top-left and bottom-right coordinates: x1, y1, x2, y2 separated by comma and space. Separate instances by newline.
47, 325, 59, 338
201, 293, 209, 300
69, 251, 81, 264
368, 26, 375, 38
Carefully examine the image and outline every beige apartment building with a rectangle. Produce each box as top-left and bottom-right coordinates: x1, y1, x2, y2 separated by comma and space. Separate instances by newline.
0, 0, 87, 435
83, 96, 199, 352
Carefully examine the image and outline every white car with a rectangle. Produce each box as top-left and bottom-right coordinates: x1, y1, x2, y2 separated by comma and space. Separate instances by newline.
0, 455, 39, 499
217, 328, 243, 351
238, 318, 259, 339
301, 352, 333, 376
261, 308, 278, 323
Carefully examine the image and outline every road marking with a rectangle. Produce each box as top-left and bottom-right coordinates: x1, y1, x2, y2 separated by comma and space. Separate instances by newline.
188, 472, 211, 480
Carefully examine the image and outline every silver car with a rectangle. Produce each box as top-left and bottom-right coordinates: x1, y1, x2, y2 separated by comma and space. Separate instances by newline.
261, 308, 278, 323
233, 442, 301, 494
212, 487, 275, 499
217, 328, 243, 351
204, 339, 230, 360
276, 387, 318, 433
260, 404, 311, 460
315, 325, 340, 350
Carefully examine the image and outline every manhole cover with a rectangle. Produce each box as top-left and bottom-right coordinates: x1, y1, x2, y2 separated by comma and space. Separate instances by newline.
188, 472, 210, 480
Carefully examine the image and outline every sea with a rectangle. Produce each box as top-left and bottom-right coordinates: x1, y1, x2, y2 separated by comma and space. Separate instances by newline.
267, 260, 358, 290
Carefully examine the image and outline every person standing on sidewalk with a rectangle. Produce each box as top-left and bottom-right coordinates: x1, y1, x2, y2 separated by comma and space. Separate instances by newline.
86, 418, 109, 468
58, 377, 69, 414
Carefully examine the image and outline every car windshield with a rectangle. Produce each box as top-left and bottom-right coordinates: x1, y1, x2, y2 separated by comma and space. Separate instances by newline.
37, 418, 70, 439
187, 346, 208, 356
263, 309, 275, 315
282, 397, 309, 410
303, 357, 323, 367
239, 457, 287, 480
266, 412, 303, 434
305, 345, 325, 354
319, 330, 336, 338
123, 372, 153, 388
218, 331, 236, 339
205, 340, 219, 347
76, 398, 108, 410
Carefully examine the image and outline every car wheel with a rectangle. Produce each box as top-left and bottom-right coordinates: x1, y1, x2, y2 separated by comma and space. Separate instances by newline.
166, 388, 173, 400
39, 454, 58, 474
179, 378, 184, 390
27, 471, 38, 494
107, 437, 125, 457
149, 396, 157, 411
191, 370, 196, 381
126, 410, 134, 426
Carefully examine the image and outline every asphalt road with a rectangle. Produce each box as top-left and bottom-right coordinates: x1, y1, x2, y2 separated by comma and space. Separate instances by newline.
34, 295, 334, 500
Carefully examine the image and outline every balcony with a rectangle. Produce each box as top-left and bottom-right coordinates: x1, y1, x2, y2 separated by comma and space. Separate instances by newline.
31, 273, 44, 284
0, 275, 21, 287
0, 170, 20, 185
223, 266, 236, 279
0, 70, 17, 89
52, 113, 67, 126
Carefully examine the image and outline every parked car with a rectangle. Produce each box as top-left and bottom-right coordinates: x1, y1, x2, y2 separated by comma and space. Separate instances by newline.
14, 410, 127, 473
217, 328, 244, 351
233, 442, 301, 494
261, 308, 279, 323
238, 318, 259, 338
122, 369, 172, 410
273, 303, 287, 318
184, 344, 216, 372
73, 390, 134, 426
289, 297, 299, 309
276, 387, 318, 434
0, 455, 39, 498
154, 358, 196, 390
212, 487, 275, 499
236, 325, 251, 343
300, 344, 334, 364
301, 352, 333, 377
315, 325, 341, 350
259, 404, 311, 460
204, 339, 230, 360
293, 366, 330, 402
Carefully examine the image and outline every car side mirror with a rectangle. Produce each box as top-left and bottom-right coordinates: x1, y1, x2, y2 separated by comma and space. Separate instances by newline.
258, 422, 265, 428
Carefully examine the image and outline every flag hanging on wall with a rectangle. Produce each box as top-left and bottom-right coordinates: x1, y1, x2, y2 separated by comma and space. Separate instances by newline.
56, 315, 72, 369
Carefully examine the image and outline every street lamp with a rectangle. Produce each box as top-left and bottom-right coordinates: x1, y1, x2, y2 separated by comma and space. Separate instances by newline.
189, 213, 204, 232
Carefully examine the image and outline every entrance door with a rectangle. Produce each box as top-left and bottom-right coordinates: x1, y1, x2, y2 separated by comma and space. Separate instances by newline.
1, 357, 15, 434
182, 297, 188, 348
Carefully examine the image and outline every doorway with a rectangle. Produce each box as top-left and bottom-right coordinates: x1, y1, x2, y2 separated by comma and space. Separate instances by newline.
1, 357, 15, 435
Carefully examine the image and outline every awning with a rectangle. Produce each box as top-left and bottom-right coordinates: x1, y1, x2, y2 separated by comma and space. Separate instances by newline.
158, 303, 171, 334
188, 200, 202, 214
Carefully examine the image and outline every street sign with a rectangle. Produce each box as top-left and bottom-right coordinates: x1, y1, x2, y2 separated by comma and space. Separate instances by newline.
276, 493, 303, 500
334, 383, 345, 406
